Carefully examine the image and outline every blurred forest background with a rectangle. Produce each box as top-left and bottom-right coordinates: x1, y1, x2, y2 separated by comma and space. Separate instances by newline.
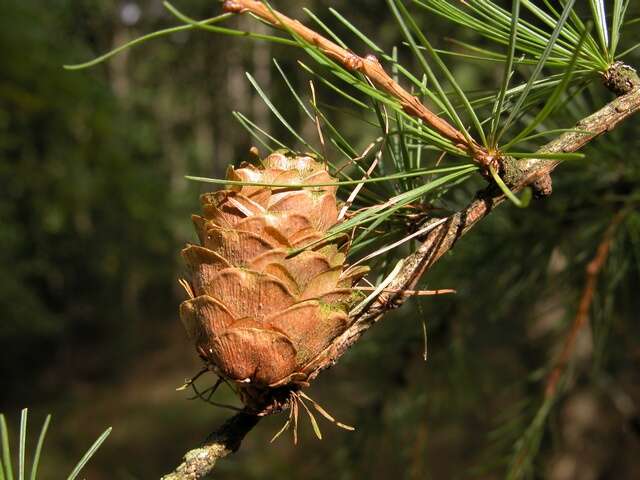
2, 0, 640, 478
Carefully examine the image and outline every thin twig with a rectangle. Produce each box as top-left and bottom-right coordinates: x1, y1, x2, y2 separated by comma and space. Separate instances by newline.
338, 146, 381, 220
544, 211, 626, 399
161, 412, 260, 480
222, 0, 479, 154
188, 377, 244, 412
309, 80, 327, 162
353, 286, 456, 296
348, 217, 448, 267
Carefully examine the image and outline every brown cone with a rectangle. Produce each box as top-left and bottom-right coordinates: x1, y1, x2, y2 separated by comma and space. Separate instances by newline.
180, 152, 367, 393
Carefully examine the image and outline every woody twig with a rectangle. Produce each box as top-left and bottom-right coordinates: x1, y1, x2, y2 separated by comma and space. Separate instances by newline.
544, 211, 626, 399
222, 0, 486, 160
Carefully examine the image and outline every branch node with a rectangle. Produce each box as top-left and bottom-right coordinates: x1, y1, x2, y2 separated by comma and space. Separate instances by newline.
603, 61, 640, 96
344, 52, 363, 71
222, 0, 244, 14
531, 174, 553, 198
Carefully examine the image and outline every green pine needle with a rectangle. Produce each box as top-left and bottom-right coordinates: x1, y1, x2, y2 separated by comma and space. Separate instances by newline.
28, 416, 50, 480
1, 415, 13, 480
496, 0, 577, 143
66, 427, 112, 480
18, 410, 26, 480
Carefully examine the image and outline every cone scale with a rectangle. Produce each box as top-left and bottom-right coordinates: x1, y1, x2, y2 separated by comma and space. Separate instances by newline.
180, 152, 367, 410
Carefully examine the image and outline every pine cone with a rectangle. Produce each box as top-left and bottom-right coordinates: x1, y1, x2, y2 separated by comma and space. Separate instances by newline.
180, 152, 367, 401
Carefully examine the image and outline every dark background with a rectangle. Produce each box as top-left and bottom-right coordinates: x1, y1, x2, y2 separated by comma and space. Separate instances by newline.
2, 1, 640, 478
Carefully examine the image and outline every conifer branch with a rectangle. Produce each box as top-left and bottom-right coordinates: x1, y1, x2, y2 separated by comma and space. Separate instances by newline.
161, 411, 260, 480
162, 4, 640, 478
306, 82, 640, 381
544, 210, 626, 399
222, 0, 483, 156
161, 79, 640, 480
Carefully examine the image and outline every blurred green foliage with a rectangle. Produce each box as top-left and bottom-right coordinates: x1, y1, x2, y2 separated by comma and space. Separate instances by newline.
1, 0, 640, 479
1, 0, 182, 391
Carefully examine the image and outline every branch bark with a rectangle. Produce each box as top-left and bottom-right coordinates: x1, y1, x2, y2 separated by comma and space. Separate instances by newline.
161, 412, 260, 480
